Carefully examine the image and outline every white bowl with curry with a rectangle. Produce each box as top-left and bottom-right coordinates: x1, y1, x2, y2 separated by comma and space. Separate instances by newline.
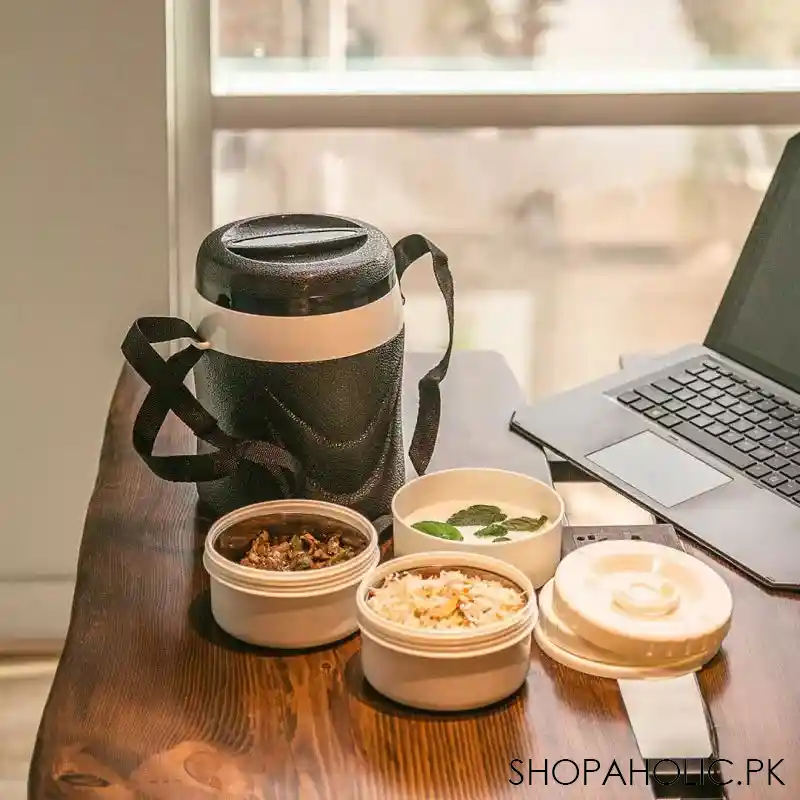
203, 499, 380, 649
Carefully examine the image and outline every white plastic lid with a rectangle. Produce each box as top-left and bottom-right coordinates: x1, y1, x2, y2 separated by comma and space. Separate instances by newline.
551, 540, 732, 661
537, 579, 720, 676
533, 622, 715, 680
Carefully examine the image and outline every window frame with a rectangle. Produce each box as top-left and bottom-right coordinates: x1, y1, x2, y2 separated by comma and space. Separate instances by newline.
212, 69, 800, 129
169, 1, 213, 321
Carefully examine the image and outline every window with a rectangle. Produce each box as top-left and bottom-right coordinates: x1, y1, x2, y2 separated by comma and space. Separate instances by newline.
213, 0, 800, 71
203, 1, 800, 399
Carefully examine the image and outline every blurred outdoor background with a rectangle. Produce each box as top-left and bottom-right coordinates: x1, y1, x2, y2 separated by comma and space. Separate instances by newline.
213, 0, 800, 398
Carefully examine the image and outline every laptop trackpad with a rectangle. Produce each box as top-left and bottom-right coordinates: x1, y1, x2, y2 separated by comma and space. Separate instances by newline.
587, 431, 732, 508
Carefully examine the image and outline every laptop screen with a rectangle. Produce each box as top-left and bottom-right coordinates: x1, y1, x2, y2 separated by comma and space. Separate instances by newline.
705, 133, 800, 394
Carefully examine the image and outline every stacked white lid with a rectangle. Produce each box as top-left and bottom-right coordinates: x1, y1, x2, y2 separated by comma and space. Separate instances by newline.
534, 539, 733, 679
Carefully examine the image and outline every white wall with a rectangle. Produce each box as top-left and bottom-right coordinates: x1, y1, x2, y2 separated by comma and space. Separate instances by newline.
0, 1, 173, 648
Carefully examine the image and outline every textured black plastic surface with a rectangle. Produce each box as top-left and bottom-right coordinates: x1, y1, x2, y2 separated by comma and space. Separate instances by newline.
196, 213, 396, 315
561, 523, 685, 557
194, 330, 405, 520
227, 228, 369, 258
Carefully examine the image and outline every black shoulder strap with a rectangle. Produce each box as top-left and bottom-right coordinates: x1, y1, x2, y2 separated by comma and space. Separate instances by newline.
393, 234, 455, 476
121, 317, 303, 489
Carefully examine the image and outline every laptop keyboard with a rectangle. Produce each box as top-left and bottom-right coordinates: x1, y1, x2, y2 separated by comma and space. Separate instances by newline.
616, 358, 800, 505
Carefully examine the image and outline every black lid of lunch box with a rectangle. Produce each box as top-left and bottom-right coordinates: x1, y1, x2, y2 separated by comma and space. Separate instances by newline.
195, 214, 396, 316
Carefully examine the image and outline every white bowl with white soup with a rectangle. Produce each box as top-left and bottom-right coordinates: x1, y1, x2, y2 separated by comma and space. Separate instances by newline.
392, 468, 565, 589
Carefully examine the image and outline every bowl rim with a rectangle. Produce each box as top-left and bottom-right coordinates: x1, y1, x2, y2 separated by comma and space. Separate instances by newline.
391, 467, 565, 547
356, 550, 537, 641
203, 499, 379, 585
204, 547, 381, 598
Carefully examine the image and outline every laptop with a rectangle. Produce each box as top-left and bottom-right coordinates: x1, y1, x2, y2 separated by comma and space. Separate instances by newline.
511, 132, 800, 590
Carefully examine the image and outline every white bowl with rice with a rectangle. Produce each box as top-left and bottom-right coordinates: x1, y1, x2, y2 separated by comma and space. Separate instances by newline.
392, 468, 565, 589
356, 551, 537, 711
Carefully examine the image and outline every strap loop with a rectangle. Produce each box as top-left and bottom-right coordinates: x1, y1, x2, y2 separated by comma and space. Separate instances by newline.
393, 234, 455, 476
121, 317, 303, 489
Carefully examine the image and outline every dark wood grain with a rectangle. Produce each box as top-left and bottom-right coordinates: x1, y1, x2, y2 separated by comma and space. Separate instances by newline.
30, 352, 800, 799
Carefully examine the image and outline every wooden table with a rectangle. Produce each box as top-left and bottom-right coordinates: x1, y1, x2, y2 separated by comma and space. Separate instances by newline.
31, 352, 800, 799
